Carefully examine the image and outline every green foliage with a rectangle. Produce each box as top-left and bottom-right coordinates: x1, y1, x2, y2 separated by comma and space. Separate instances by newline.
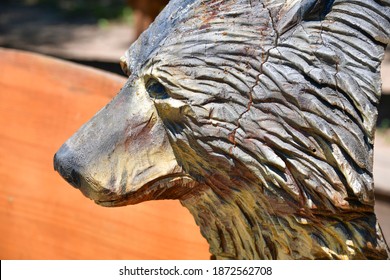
20, 0, 133, 24
377, 118, 390, 142
378, 118, 390, 130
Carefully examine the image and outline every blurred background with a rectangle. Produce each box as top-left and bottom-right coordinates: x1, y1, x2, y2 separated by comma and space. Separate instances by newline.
0, 0, 389, 259
0, 0, 170, 73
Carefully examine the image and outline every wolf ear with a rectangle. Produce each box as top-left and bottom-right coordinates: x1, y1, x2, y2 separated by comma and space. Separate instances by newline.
277, 0, 335, 34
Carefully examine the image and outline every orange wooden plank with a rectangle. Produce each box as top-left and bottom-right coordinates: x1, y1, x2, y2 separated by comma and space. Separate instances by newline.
0, 48, 209, 259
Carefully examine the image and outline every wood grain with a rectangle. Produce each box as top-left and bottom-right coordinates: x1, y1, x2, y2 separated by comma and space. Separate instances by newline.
0, 48, 209, 259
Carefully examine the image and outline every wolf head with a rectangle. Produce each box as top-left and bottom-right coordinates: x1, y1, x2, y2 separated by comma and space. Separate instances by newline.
54, 0, 390, 259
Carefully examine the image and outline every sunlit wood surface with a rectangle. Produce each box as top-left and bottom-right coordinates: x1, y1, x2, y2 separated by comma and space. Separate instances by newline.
0, 48, 209, 259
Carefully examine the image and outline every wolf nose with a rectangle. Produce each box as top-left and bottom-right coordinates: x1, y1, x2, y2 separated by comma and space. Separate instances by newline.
54, 145, 81, 189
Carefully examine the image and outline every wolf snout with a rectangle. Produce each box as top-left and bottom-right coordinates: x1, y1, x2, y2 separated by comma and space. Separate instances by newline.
54, 145, 82, 189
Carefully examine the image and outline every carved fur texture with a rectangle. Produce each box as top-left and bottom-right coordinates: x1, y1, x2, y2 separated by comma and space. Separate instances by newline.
55, 0, 390, 259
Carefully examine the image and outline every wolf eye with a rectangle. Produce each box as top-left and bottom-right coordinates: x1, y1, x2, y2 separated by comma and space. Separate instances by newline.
146, 78, 169, 99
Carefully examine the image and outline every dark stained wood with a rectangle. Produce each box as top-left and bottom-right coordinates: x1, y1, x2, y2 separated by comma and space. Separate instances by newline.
0, 48, 209, 259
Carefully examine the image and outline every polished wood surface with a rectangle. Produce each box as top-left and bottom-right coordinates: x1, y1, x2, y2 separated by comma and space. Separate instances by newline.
0, 48, 209, 259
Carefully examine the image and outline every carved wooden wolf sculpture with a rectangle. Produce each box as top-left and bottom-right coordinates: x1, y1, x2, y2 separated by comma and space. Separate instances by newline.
54, 0, 390, 259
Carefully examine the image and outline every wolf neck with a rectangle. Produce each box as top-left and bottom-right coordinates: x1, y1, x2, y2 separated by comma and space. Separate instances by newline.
181, 179, 389, 260
182, 183, 314, 259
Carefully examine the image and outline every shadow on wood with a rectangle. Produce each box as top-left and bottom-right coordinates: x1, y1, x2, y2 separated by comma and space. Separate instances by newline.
0, 48, 209, 259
